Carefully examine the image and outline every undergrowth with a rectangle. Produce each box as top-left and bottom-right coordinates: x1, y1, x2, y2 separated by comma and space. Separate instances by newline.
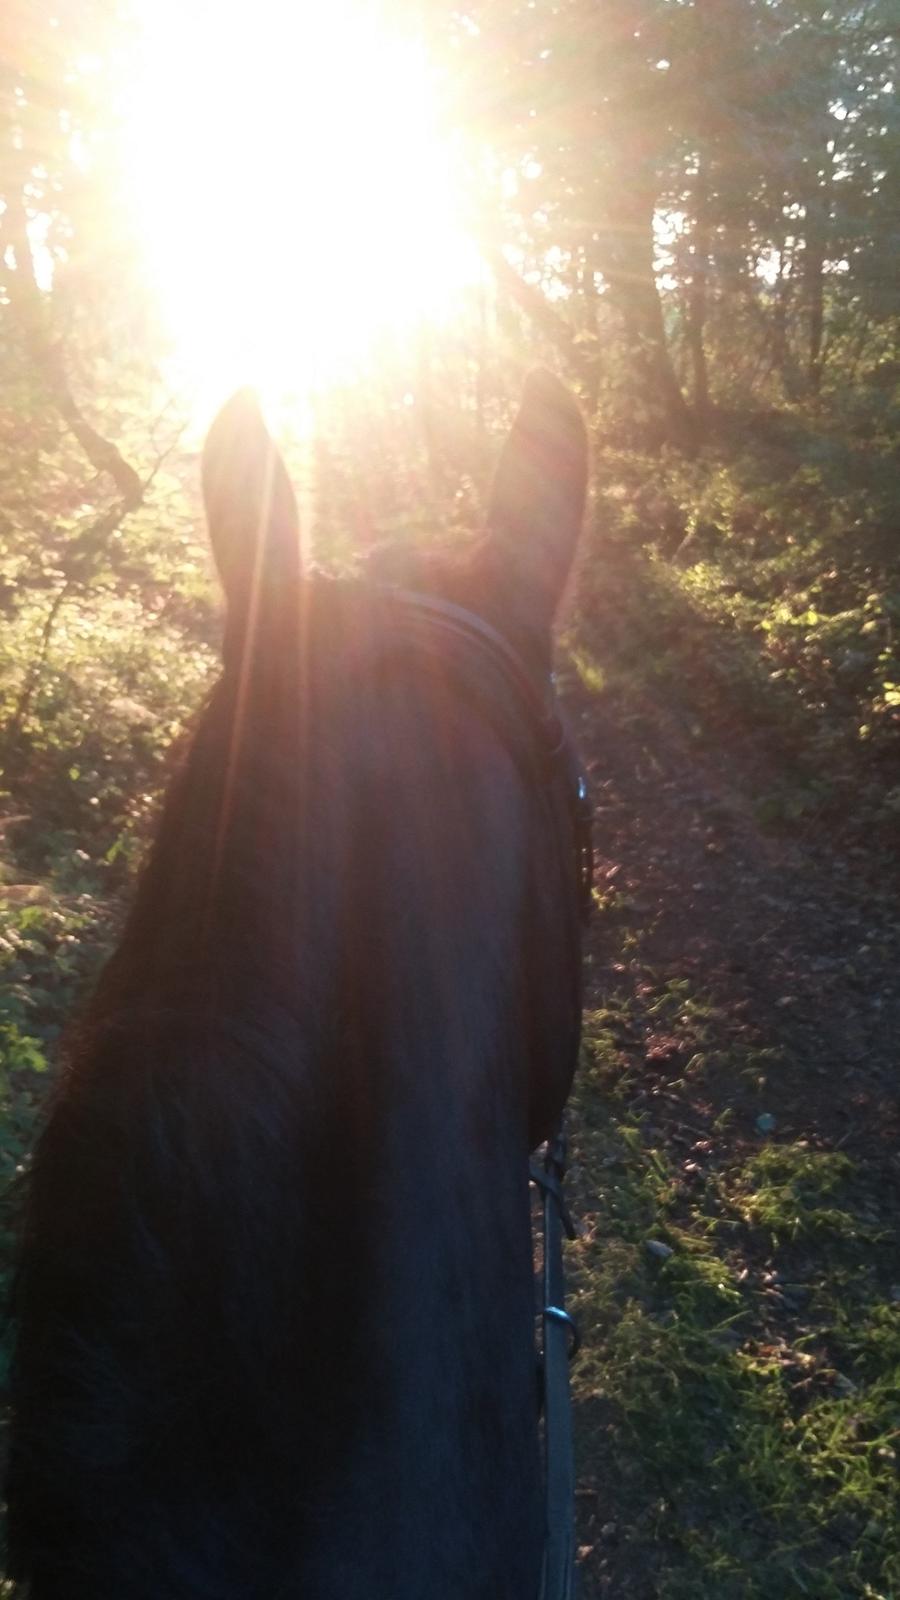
0, 892, 115, 1384
576, 424, 900, 841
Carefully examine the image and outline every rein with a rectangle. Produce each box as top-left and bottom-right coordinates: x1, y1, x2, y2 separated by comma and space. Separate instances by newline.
385, 588, 592, 1600
531, 1131, 579, 1600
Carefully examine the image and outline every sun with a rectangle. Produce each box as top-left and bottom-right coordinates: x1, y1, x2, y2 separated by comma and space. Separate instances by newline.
122, 0, 480, 414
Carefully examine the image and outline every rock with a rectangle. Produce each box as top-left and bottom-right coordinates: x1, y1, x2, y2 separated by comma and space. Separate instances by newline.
646, 1239, 674, 1260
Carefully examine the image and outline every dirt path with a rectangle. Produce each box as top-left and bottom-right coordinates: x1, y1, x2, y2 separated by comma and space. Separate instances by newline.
562, 652, 900, 1599
571, 666, 900, 1157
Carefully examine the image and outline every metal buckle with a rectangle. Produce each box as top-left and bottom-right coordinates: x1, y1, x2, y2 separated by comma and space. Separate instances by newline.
544, 1305, 581, 1362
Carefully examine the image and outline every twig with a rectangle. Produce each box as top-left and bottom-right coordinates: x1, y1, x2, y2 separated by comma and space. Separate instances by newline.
0, 192, 143, 509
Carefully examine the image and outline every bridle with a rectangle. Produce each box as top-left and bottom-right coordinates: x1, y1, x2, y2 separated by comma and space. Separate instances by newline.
383, 586, 593, 1600
384, 587, 594, 926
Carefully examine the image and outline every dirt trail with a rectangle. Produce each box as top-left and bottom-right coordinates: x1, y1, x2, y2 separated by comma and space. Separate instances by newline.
560, 656, 900, 1599
570, 668, 900, 1156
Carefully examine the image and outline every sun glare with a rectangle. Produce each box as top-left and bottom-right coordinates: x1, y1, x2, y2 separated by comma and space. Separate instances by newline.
123, 0, 479, 414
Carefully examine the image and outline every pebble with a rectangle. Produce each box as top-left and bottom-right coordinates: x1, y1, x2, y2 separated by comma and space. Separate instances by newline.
646, 1239, 674, 1260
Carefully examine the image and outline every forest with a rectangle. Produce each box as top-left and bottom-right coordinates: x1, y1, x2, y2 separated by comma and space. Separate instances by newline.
2, 0, 900, 1595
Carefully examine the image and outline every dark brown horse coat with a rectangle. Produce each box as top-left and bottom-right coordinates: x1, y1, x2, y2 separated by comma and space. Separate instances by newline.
7, 371, 588, 1599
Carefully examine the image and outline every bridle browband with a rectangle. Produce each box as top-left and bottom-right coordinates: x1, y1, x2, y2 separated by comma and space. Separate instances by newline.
382, 586, 592, 1600
384, 587, 594, 928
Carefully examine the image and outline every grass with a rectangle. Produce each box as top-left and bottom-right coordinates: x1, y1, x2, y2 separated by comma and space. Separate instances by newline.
568, 974, 900, 1600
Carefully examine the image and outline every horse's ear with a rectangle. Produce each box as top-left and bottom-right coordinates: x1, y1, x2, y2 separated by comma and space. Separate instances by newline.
487, 370, 588, 627
202, 389, 301, 627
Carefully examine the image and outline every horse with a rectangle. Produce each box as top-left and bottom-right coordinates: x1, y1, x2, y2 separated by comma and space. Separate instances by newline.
6, 369, 589, 1600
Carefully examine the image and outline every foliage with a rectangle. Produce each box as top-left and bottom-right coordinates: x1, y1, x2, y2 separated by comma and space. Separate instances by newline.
572, 406, 900, 840
0, 892, 114, 1394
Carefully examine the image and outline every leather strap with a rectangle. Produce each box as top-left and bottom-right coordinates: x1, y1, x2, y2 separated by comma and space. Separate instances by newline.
533, 1128, 578, 1600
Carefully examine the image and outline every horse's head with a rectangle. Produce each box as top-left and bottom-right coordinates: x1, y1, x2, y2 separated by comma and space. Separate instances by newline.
201, 369, 588, 674
194, 371, 591, 1144
9, 371, 590, 1600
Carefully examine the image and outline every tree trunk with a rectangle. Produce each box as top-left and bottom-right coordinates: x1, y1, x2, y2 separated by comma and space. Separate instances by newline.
805, 216, 826, 394
596, 193, 698, 453
772, 239, 789, 381
579, 248, 601, 413
476, 273, 488, 447
686, 164, 711, 430
415, 327, 442, 495
805, 135, 835, 395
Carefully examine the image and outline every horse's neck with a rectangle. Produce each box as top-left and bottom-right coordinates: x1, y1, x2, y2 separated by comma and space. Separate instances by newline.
288, 690, 546, 1595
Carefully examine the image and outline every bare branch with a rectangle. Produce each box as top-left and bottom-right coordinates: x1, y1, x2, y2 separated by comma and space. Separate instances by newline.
1, 579, 73, 765
0, 193, 143, 508
482, 245, 599, 392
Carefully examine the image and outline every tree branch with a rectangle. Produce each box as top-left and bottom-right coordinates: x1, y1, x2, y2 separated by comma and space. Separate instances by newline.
1, 579, 73, 766
482, 245, 599, 393
0, 193, 143, 508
